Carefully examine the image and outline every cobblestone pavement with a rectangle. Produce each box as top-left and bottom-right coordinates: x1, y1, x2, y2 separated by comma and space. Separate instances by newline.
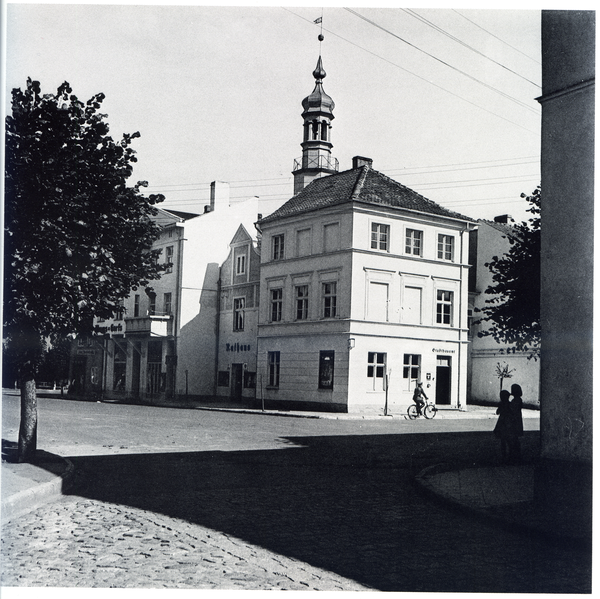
1, 494, 368, 590
1, 433, 591, 592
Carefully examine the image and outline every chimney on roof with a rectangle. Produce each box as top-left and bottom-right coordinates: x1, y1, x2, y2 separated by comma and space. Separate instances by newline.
352, 156, 373, 169
494, 214, 514, 224
209, 181, 230, 212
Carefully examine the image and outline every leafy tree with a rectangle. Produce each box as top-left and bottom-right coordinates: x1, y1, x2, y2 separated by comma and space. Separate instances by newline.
477, 186, 541, 357
4, 78, 165, 462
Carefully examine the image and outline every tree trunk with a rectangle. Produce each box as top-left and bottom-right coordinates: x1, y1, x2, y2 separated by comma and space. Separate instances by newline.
18, 375, 38, 463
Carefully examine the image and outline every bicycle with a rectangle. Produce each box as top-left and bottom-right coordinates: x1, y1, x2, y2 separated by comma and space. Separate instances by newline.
407, 400, 438, 419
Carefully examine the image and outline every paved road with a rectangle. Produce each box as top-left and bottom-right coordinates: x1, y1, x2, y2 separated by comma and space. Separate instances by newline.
1, 395, 591, 592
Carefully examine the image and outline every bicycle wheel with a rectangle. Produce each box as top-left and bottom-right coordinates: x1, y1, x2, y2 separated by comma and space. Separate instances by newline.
407, 404, 419, 420
424, 404, 437, 419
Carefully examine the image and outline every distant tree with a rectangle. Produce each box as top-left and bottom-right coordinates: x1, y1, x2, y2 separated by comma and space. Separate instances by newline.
477, 186, 541, 357
4, 78, 165, 462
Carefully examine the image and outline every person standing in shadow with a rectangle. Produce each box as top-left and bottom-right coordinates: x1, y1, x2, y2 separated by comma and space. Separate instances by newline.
509, 383, 524, 463
493, 389, 513, 463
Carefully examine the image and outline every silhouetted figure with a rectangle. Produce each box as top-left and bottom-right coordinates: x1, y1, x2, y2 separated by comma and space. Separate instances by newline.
493, 389, 513, 463
509, 383, 524, 463
412, 382, 428, 416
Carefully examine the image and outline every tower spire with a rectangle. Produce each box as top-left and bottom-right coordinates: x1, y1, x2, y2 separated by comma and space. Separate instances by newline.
292, 31, 338, 195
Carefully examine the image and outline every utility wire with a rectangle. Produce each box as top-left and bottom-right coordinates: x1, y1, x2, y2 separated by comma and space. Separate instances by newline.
402, 8, 539, 88
345, 8, 539, 114
282, 8, 538, 134
453, 9, 541, 65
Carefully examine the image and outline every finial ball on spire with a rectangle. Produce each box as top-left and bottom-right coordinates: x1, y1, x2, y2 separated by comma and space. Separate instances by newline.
318, 33, 324, 41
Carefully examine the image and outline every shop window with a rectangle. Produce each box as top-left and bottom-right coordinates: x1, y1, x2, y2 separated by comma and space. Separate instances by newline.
318, 350, 335, 389
268, 351, 280, 388
244, 371, 256, 389
405, 229, 423, 256
218, 371, 230, 387
371, 223, 389, 251
113, 344, 126, 391
436, 290, 454, 325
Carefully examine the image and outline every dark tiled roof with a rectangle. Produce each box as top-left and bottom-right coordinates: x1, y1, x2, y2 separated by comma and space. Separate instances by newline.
259, 165, 476, 225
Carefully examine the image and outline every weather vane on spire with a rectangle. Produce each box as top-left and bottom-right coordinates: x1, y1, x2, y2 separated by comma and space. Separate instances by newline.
314, 10, 324, 46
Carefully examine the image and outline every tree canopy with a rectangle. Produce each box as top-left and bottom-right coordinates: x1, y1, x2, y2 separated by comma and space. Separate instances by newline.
4, 78, 165, 460
477, 186, 541, 357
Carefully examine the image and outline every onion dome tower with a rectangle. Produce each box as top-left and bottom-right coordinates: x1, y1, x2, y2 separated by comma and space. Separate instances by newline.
292, 49, 339, 195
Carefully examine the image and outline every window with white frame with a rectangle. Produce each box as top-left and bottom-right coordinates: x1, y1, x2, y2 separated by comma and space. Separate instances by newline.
367, 352, 387, 390
268, 351, 280, 387
272, 234, 285, 260
270, 288, 283, 322
403, 354, 421, 382
368, 281, 389, 321
405, 229, 423, 256
234, 297, 245, 331
322, 282, 337, 318
437, 234, 454, 261
295, 285, 309, 320
436, 290, 454, 325
371, 223, 390, 251
403, 286, 422, 324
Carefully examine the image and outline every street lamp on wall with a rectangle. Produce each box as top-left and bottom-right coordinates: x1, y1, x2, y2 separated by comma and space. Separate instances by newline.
348, 338, 355, 350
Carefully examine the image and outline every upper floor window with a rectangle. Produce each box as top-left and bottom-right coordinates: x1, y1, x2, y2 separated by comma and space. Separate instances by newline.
236, 253, 246, 276
134, 294, 140, 317
272, 234, 285, 260
322, 282, 337, 318
270, 288, 283, 322
295, 285, 309, 320
114, 299, 125, 321
234, 297, 245, 331
296, 228, 311, 257
148, 293, 156, 316
437, 234, 454, 261
166, 245, 174, 273
164, 293, 172, 315
405, 229, 423, 256
371, 223, 390, 251
323, 222, 340, 253
436, 290, 454, 325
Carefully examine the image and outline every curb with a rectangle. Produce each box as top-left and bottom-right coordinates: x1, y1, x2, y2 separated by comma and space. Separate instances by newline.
413, 464, 591, 552
1, 457, 75, 524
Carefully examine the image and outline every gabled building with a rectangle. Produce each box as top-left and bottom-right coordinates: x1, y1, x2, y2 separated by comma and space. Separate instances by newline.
72, 183, 265, 403
467, 216, 540, 407
254, 55, 476, 413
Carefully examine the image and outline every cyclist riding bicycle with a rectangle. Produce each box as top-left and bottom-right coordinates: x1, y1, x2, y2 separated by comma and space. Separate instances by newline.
412, 382, 428, 416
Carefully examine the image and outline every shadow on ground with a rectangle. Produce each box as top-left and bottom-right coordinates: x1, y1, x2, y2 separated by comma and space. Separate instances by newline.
61, 429, 590, 593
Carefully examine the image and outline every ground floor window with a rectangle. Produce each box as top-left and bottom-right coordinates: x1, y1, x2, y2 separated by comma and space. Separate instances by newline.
403, 354, 421, 382
218, 371, 230, 387
318, 350, 335, 389
113, 343, 127, 391
367, 352, 387, 390
244, 371, 256, 389
268, 351, 280, 388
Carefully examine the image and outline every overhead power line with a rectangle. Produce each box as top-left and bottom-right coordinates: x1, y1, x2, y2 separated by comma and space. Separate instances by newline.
282, 8, 539, 134
345, 8, 539, 114
452, 9, 541, 66
401, 8, 540, 88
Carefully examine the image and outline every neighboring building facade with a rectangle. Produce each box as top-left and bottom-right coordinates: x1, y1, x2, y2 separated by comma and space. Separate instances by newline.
538, 11, 593, 465
468, 216, 540, 407
215, 225, 261, 401
70, 183, 265, 403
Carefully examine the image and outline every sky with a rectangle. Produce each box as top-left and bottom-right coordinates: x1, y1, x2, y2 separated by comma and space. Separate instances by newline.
2, 3, 565, 224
